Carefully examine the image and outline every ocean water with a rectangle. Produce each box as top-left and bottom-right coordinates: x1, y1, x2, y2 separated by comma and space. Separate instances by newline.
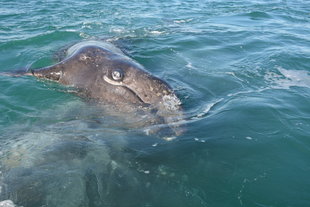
0, 0, 310, 206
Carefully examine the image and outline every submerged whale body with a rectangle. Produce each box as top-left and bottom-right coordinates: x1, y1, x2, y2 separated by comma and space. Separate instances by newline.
0, 41, 185, 207
26, 41, 183, 136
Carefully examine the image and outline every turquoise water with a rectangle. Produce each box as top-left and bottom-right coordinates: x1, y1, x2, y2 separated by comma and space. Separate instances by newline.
1, 0, 310, 206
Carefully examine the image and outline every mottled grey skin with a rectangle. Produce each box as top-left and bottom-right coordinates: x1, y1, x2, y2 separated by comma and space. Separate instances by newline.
29, 41, 183, 136
0, 41, 184, 207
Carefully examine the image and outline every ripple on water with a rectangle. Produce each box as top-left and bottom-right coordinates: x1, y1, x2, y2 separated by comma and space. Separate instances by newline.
0, 0, 310, 206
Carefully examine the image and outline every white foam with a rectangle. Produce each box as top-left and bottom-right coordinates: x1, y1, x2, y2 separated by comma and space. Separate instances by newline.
162, 94, 182, 112
64, 29, 77, 32
110, 27, 125, 34
152, 143, 158, 147
173, 18, 193, 23
226, 71, 247, 83
265, 67, 310, 89
278, 67, 310, 87
0, 200, 17, 207
186, 62, 195, 69
163, 136, 176, 141
149, 30, 164, 35
194, 138, 206, 143
78, 32, 91, 39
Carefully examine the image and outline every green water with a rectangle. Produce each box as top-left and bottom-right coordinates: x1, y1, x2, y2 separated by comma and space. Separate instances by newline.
1, 0, 310, 206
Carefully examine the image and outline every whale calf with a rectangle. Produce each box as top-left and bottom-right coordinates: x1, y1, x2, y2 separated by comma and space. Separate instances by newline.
16, 41, 183, 136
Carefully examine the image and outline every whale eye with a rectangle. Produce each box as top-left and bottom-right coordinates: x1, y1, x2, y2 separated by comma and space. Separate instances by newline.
111, 69, 123, 81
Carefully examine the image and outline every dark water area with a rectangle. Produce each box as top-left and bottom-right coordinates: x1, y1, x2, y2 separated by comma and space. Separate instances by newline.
0, 0, 310, 206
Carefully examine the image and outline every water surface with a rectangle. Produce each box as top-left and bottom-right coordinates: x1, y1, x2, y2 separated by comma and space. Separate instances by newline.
0, 0, 310, 206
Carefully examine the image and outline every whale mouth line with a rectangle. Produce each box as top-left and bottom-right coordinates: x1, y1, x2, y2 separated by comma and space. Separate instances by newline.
103, 75, 147, 104
103, 75, 123, 86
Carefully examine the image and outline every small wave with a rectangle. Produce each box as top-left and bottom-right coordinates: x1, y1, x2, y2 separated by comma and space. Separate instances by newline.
0, 30, 80, 50
189, 98, 223, 121
196, 99, 223, 118
243, 11, 272, 19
